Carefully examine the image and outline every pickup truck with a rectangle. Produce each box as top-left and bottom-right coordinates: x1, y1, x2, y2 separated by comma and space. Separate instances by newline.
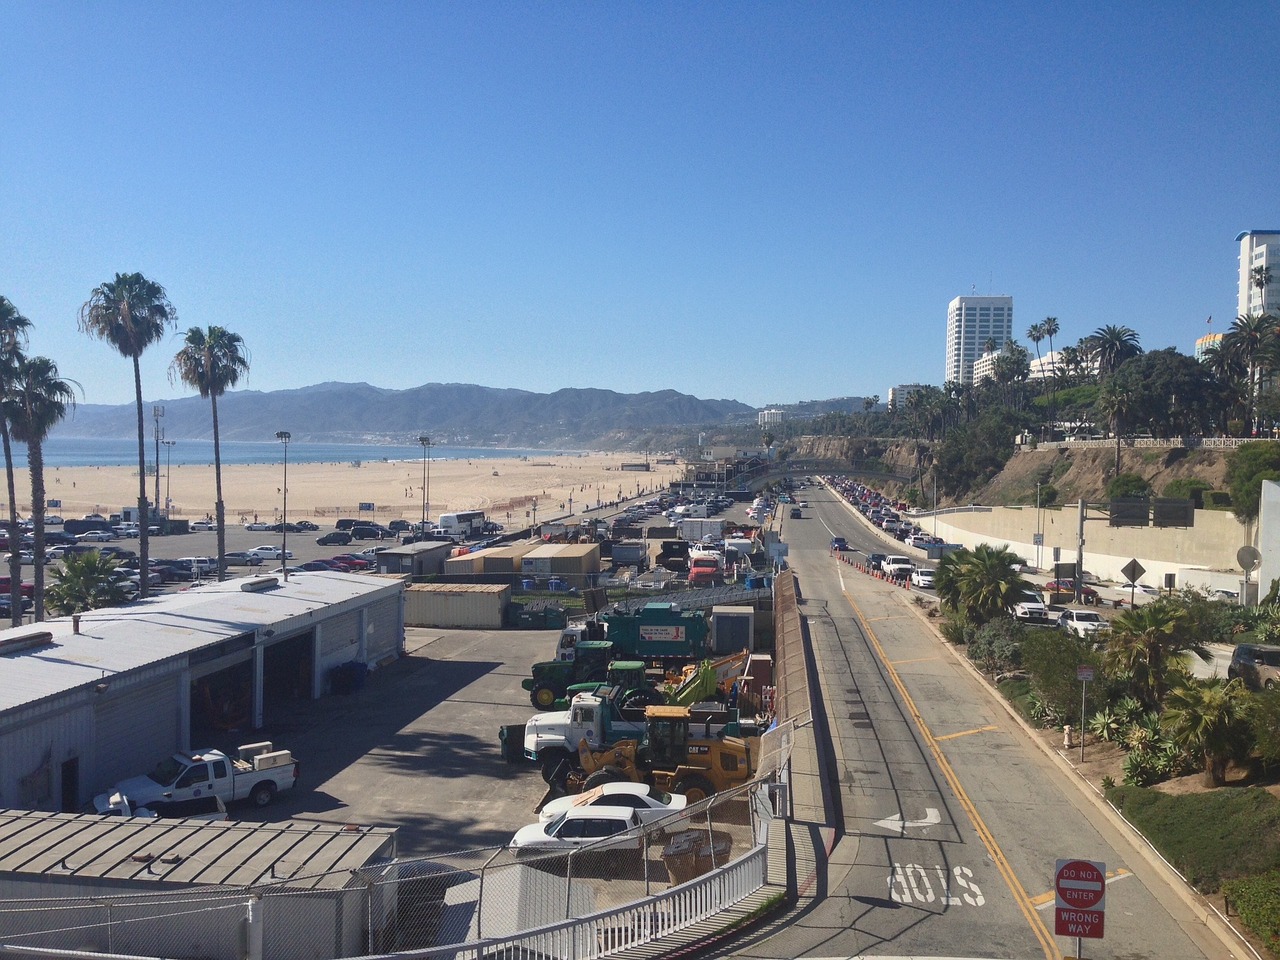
93, 742, 298, 812
882, 556, 915, 580
95, 791, 229, 821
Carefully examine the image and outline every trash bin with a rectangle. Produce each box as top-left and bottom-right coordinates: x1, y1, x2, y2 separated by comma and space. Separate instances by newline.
661, 830, 700, 885
329, 661, 368, 695
498, 723, 528, 763
544, 607, 567, 630
521, 578, 536, 590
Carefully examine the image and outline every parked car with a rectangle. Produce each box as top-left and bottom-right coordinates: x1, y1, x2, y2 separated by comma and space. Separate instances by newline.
221, 552, 265, 568
77, 530, 116, 542
175, 556, 218, 575
350, 525, 390, 540
247, 545, 294, 560
1228, 643, 1280, 690
508, 805, 645, 856
333, 554, 372, 569
866, 553, 887, 572
789, 508, 802, 519
316, 531, 353, 546
189, 520, 215, 532
1043, 579, 1099, 602
830, 537, 848, 552
1058, 609, 1109, 638
537, 782, 687, 826
910, 568, 935, 588
267, 522, 302, 533
294, 520, 319, 531
245, 521, 272, 531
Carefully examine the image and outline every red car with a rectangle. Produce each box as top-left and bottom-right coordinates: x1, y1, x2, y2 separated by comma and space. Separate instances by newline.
333, 554, 371, 570
0, 577, 35, 597
1044, 579, 1098, 601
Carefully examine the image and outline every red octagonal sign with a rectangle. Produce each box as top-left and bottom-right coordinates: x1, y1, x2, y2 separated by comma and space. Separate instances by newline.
1055, 859, 1105, 910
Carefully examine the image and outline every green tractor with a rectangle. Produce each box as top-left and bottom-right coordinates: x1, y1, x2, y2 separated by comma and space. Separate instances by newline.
522, 640, 616, 709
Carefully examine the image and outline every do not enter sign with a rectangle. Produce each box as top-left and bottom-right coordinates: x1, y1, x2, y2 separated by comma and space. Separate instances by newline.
1055, 858, 1106, 939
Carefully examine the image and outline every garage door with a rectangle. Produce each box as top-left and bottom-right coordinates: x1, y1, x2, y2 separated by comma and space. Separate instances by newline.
95, 676, 181, 787
366, 597, 401, 663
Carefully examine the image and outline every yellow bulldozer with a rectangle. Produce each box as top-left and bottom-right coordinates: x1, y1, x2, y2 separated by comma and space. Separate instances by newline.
561, 703, 759, 804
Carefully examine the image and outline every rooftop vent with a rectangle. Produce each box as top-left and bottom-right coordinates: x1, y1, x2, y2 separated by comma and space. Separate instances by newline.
0, 631, 55, 656
240, 577, 281, 593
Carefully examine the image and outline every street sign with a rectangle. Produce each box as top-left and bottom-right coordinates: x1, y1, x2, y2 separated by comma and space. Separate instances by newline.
1120, 558, 1145, 585
1076, 666, 1094, 682
1033, 533, 1044, 546
359, 502, 375, 512
1054, 858, 1105, 939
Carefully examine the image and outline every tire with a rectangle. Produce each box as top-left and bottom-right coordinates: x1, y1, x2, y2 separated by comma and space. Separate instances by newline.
250, 781, 277, 807
530, 683, 560, 710
673, 773, 715, 804
1267, 679, 1276, 691
620, 688, 664, 710
583, 765, 629, 789
539, 748, 571, 784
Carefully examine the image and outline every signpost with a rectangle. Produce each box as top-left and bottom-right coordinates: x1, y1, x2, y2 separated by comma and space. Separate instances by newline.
1055, 858, 1106, 955
1121, 557, 1145, 606
1076, 666, 1094, 762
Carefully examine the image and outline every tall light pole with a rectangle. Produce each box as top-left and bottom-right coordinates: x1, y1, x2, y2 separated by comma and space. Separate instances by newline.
162, 440, 176, 518
152, 405, 164, 520
418, 435, 432, 534
276, 431, 291, 582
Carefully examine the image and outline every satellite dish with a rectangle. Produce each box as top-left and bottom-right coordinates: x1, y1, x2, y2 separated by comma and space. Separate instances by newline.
1237, 545, 1262, 574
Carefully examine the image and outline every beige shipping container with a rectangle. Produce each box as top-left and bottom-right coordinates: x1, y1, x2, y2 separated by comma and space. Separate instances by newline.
443, 551, 484, 575
479, 541, 542, 574
405, 583, 512, 628
521, 544, 562, 575
548, 542, 602, 576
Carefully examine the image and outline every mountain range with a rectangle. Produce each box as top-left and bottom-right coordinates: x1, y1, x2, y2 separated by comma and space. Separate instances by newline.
53, 382, 758, 449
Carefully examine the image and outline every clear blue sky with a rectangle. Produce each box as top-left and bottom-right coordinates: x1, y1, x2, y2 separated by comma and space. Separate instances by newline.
3, 3, 1277, 411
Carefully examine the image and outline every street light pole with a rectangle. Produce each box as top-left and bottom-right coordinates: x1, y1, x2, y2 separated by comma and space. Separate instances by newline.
162, 440, 176, 517
152, 405, 164, 521
276, 431, 291, 582
418, 435, 432, 534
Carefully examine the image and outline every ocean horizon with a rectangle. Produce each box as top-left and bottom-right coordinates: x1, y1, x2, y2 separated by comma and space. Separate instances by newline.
16, 437, 576, 469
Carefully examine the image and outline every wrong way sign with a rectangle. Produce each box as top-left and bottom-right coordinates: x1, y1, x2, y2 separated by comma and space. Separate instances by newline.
1055, 858, 1105, 939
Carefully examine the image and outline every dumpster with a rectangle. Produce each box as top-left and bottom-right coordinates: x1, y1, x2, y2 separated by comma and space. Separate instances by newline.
661, 830, 700, 886
521, 578, 536, 590
498, 723, 529, 763
544, 606, 568, 630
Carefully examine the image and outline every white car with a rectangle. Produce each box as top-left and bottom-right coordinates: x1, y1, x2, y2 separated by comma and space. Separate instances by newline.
1058, 609, 1109, 638
190, 520, 216, 532
538, 782, 688, 825
245, 521, 272, 531
77, 530, 116, 542
509, 805, 644, 856
910, 568, 936, 588
248, 545, 294, 560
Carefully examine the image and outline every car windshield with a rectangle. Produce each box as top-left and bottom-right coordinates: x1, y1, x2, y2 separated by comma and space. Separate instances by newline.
147, 755, 186, 786
1078, 613, 1103, 623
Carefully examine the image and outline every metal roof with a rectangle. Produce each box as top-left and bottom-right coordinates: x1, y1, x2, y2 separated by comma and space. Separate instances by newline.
0, 809, 394, 889
0, 572, 402, 714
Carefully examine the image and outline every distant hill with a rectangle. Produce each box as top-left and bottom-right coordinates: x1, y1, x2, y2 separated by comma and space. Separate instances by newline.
53, 382, 757, 449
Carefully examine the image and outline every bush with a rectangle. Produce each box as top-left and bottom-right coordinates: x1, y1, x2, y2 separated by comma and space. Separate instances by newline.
1204, 490, 1233, 510
1162, 477, 1212, 508
1021, 629, 1108, 720
966, 616, 1025, 675
939, 615, 974, 646
1106, 472, 1153, 499
1038, 483, 1058, 507
1222, 871, 1280, 953
1106, 786, 1280, 892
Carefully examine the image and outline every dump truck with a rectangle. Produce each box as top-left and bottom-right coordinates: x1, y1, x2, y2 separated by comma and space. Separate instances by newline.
549, 703, 760, 804
94, 742, 298, 811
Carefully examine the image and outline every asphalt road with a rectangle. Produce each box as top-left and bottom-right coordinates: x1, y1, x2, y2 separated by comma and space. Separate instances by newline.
719, 484, 1234, 960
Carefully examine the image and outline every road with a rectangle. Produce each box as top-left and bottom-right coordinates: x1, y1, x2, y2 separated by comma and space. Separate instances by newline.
720, 484, 1235, 960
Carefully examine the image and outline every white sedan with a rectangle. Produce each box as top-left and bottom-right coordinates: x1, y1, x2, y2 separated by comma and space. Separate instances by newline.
77, 530, 116, 542
509, 805, 644, 856
247, 545, 294, 560
910, 568, 936, 588
538, 782, 688, 825
245, 521, 272, 531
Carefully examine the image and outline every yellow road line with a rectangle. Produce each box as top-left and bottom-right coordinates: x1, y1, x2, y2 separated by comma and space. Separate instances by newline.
935, 724, 999, 742
1030, 868, 1133, 908
889, 656, 942, 666
841, 583, 1059, 960
864, 615, 914, 622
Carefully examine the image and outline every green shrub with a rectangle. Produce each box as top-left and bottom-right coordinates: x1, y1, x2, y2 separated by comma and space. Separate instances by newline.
1037, 483, 1058, 506
1204, 490, 1233, 510
1106, 472, 1154, 499
966, 617, 1025, 675
1106, 786, 1280, 892
939, 615, 974, 646
1162, 477, 1212, 508
1222, 870, 1280, 952
1021, 629, 1107, 720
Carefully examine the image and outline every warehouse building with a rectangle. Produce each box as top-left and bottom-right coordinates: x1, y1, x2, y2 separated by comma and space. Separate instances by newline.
0, 572, 405, 813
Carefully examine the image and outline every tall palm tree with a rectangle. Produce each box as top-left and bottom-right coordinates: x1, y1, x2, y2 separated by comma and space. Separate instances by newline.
1102, 602, 1211, 710
1026, 322, 1045, 367
1224, 313, 1277, 435
7, 356, 78, 620
1252, 264, 1274, 317
170, 326, 250, 580
0, 296, 32, 625
1083, 325, 1143, 378
79, 273, 176, 598
1095, 379, 1135, 474
1042, 316, 1061, 421
1160, 676, 1249, 787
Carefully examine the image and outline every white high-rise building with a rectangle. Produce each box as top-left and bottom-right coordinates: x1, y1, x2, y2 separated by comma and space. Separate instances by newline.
1238, 230, 1280, 317
945, 295, 1013, 385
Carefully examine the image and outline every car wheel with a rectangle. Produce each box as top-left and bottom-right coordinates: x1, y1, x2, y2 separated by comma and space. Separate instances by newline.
1267, 679, 1276, 691
250, 782, 277, 807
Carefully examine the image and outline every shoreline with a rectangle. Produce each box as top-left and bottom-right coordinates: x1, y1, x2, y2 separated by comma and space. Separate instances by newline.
23, 454, 686, 525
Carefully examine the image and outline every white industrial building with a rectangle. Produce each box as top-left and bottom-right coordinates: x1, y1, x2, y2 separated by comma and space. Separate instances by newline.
1238, 229, 1280, 318
945, 295, 1013, 385
0, 571, 405, 813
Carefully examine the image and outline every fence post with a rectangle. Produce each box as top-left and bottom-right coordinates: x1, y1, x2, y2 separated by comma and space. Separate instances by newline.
246, 894, 264, 960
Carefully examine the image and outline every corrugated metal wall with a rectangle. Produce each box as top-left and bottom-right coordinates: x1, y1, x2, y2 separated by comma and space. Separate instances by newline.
404, 586, 510, 629
365, 596, 402, 663
320, 609, 361, 661
95, 675, 182, 790
0, 701, 93, 810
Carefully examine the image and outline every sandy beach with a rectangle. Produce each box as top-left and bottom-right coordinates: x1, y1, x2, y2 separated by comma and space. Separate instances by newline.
31, 453, 686, 526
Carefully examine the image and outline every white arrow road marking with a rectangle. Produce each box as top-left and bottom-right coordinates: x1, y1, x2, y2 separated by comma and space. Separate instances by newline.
874, 807, 942, 833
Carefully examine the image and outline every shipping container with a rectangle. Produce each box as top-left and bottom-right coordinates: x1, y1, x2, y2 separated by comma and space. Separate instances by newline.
521, 544, 563, 575
404, 583, 512, 628
547, 542, 602, 576
478, 541, 542, 574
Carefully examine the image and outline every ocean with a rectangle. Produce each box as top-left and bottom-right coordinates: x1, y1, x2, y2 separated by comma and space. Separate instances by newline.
14, 438, 571, 469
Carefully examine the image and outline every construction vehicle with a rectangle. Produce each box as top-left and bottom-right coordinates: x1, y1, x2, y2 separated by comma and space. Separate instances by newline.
553, 603, 713, 666
548, 703, 760, 804
523, 651, 750, 771
522, 640, 615, 709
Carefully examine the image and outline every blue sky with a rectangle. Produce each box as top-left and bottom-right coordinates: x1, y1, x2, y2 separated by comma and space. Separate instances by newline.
2, 3, 1277, 411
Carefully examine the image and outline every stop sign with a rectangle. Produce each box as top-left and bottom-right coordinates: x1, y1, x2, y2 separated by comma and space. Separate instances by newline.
1055, 859, 1105, 910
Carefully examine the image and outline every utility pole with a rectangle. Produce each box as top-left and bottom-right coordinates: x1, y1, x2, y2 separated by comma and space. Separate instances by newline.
152, 405, 164, 520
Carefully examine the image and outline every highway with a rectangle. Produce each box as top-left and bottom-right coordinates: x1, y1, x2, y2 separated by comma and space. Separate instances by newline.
717, 484, 1236, 960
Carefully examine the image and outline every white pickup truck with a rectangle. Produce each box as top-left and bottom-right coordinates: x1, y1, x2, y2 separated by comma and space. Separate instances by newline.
94, 742, 298, 812
95, 791, 229, 821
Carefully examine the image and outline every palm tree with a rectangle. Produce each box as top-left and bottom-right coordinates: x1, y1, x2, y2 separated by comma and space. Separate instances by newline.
46, 550, 130, 615
7, 357, 77, 620
79, 273, 176, 598
1042, 316, 1061, 421
1252, 264, 1274, 317
1083, 325, 1143, 378
1224, 313, 1277, 435
1026, 322, 1045, 367
934, 544, 1032, 625
1160, 676, 1249, 786
0, 296, 32, 625
170, 326, 250, 580
1095, 379, 1135, 474
1102, 602, 1211, 710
